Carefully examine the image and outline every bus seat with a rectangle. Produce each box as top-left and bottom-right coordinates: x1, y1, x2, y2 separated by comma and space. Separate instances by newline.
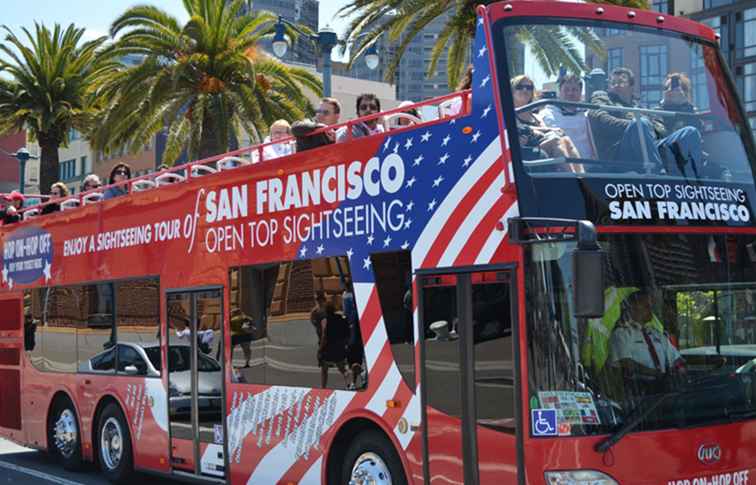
132, 179, 157, 192
191, 164, 217, 177
155, 172, 186, 186
82, 192, 103, 205
217, 156, 249, 171
60, 198, 80, 211
23, 208, 39, 220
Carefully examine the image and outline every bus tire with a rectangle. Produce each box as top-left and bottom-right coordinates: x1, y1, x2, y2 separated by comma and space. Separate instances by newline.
48, 396, 83, 471
340, 430, 407, 485
96, 403, 133, 483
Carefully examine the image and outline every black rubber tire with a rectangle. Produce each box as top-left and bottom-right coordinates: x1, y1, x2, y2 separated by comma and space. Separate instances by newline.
48, 397, 83, 471
96, 403, 134, 484
340, 430, 408, 485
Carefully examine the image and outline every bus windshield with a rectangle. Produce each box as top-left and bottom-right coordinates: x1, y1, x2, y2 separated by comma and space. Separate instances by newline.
526, 234, 756, 437
499, 19, 756, 183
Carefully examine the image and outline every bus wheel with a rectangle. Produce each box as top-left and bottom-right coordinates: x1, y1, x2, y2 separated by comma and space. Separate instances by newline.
341, 430, 407, 485
49, 397, 83, 471
97, 403, 133, 483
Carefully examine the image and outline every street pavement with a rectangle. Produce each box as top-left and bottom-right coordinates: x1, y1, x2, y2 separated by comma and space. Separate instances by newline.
0, 438, 177, 484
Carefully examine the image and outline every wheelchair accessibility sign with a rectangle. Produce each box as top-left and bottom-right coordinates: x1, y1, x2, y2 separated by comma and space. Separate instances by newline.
532, 409, 558, 436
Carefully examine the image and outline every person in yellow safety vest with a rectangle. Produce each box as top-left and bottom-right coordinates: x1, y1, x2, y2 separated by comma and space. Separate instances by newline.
581, 286, 664, 375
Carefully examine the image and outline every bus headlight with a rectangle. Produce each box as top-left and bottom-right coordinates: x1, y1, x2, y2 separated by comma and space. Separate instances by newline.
544, 470, 619, 485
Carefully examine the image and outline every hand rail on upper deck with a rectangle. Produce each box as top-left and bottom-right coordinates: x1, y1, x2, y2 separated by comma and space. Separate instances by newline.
2, 88, 473, 223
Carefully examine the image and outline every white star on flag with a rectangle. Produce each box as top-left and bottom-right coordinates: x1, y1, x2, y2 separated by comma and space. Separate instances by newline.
406, 201, 414, 211
413, 155, 424, 166
482, 105, 492, 118
383, 235, 392, 248
393, 142, 399, 154
299, 246, 307, 257
432, 175, 444, 187
428, 199, 437, 211
463, 155, 473, 167
316, 244, 324, 255
401, 241, 410, 250
383, 137, 392, 151
478, 17, 484, 25
478, 46, 487, 57
450, 118, 456, 125
367, 234, 374, 245
442, 135, 451, 147
362, 257, 372, 270
480, 75, 490, 88
406, 177, 416, 188
404, 218, 412, 229
471, 130, 481, 143
438, 153, 449, 165
43, 261, 52, 282
347, 248, 354, 260
421, 131, 431, 142
404, 138, 413, 150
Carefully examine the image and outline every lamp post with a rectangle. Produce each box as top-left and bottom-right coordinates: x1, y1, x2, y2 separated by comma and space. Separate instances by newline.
1, 146, 38, 194
272, 17, 379, 98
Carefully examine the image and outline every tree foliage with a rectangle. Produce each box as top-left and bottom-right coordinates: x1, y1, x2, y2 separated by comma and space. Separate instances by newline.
94, 0, 322, 164
0, 23, 117, 193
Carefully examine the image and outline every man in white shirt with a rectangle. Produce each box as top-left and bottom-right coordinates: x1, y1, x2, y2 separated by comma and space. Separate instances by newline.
608, 290, 685, 385
540, 74, 596, 159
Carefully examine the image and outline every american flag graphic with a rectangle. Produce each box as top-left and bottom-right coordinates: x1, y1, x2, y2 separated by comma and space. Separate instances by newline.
229, 14, 519, 484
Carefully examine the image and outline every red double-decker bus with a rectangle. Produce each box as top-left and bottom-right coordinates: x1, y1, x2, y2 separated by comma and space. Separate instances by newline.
2, 1, 756, 483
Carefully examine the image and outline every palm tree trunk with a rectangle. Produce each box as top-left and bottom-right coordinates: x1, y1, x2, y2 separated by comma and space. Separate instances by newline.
38, 134, 60, 195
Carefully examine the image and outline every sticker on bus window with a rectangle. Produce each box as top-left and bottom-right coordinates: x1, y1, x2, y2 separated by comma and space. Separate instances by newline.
537, 391, 601, 426
531, 409, 558, 437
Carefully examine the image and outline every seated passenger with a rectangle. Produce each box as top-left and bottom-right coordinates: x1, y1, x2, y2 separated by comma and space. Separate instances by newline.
315, 97, 341, 143
41, 182, 69, 214
390, 100, 421, 129
337, 93, 385, 142
540, 73, 595, 159
589, 67, 705, 176
656, 73, 701, 133
512, 75, 579, 161
441, 64, 473, 117
1, 191, 24, 225
607, 290, 685, 394
262, 119, 294, 160
81, 174, 102, 192
103, 163, 132, 200
291, 119, 334, 152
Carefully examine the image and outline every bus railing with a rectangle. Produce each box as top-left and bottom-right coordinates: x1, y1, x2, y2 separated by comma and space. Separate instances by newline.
4, 89, 472, 221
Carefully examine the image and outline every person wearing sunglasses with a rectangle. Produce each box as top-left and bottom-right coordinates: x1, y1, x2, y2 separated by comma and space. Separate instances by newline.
41, 182, 70, 214
103, 163, 132, 200
81, 173, 102, 192
511, 75, 579, 162
337, 93, 386, 142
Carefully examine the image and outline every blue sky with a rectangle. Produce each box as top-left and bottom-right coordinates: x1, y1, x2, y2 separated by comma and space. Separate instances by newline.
2, 1, 351, 42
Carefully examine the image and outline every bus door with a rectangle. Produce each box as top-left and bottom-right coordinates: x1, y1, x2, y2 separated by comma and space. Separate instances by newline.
166, 289, 226, 480
419, 269, 520, 485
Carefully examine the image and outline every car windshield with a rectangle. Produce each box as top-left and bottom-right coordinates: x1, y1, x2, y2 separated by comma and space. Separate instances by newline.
526, 234, 756, 437
499, 19, 756, 183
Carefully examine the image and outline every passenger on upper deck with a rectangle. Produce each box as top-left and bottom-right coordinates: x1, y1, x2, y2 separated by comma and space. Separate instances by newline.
81, 174, 102, 192
103, 163, 132, 200
262, 119, 295, 160
540, 73, 595, 159
41, 182, 69, 215
656, 73, 701, 134
512, 75, 579, 161
441, 65, 473, 118
337, 93, 385, 142
1, 191, 24, 225
315, 97, 341, 143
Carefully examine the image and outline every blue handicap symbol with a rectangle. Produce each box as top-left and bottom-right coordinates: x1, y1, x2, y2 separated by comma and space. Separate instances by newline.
531, 409, 557, 437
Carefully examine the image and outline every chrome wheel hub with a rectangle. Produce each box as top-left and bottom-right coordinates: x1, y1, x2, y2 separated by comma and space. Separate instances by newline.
53, 409, 77, 459
100, 417, 123, 471
349, 452, 392, 485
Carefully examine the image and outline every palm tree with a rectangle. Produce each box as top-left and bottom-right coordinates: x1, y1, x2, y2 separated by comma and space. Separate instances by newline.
95, 0, 322, 164
0, 24, 117, 194
339, 0, 649, 89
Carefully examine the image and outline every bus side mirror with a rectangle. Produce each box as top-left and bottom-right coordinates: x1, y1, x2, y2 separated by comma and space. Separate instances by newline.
572, 221, 606, 318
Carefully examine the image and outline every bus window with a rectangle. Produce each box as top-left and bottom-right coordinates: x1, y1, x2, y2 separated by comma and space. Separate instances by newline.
42, 286, 79, 373
230, 255, 365, 390
78, 283, 115, 374
372, 250, 415, 387
116, 278, 160, 374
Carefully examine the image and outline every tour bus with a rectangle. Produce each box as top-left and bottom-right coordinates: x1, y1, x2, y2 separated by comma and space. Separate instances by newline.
1, 1, 756, 484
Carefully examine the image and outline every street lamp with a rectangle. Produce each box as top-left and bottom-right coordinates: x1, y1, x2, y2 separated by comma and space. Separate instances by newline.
0, 146, 38, 194
272, 17, 380, 98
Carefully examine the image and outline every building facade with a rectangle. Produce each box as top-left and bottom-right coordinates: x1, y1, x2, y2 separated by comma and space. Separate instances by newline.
0, 131, 25, 193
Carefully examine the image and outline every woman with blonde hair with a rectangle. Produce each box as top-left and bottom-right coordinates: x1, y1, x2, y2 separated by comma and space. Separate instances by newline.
42, 182, 70, 214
